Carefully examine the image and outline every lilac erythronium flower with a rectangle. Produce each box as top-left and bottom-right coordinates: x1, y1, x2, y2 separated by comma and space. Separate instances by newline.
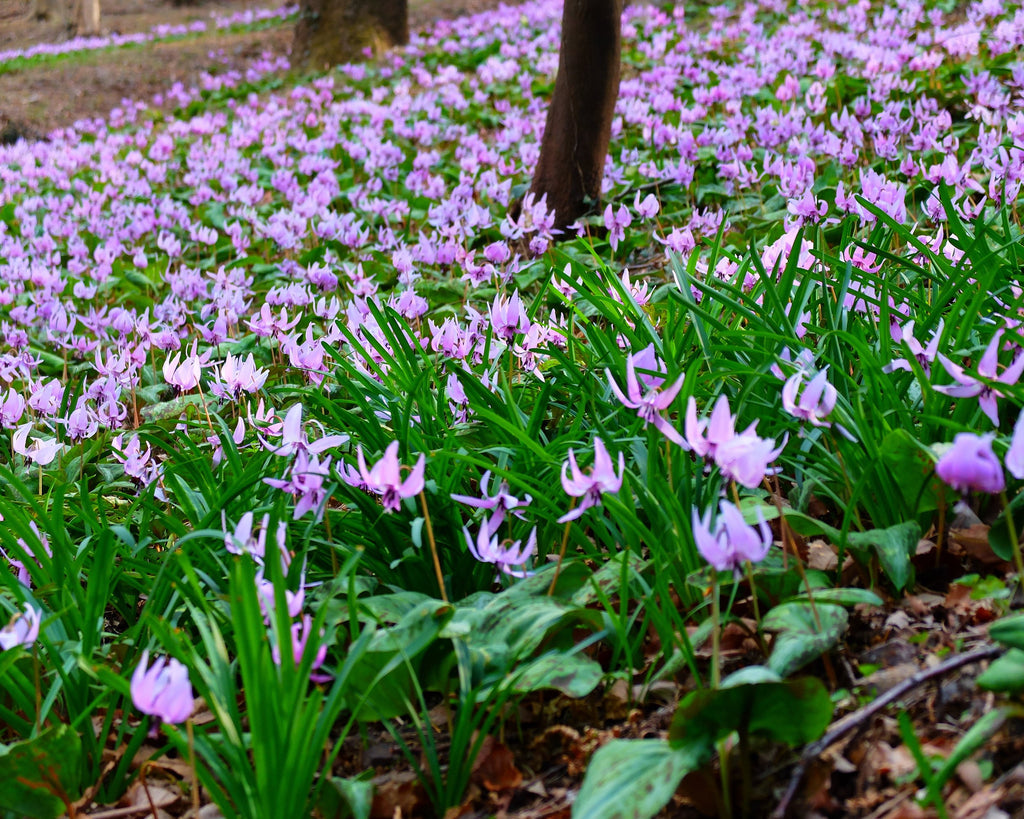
0, 604, 41, 651
464, 521, 537, 578
606, 346, 686, 446
451, 470, 532, 532
353, 441, 425, 512
935, 330, 1024, 426
559, 438, 625, 523
130, 650, 195, 725
687, 395, 786, 488
263, 403, 349, 458
885, 319, 943, 376
935, 432, 1005, 495
692, 499, 773, 576
781, 367, 837, 428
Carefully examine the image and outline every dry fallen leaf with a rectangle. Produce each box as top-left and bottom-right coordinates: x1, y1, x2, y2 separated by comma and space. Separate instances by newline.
472, 735, 523, 792
370, 771, 427, 819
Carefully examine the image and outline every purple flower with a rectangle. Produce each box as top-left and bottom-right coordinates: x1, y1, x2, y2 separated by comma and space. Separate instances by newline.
131, 650, 194, 725
463, 521, 537, 578
162, 342, 209, 393
781, 367, 836, 427
885, 319, 943, 376
603, 204, 632, 251
12, 423, 63, 466
692, 500, 773, 576
354, 441, 425, 512
271, 614, 327, 672
606, 349, 685, 446
265, 449, 333, 520
488, 290, 531, 342
209, 353, 269, 400
936, 432, 1005, 494
451, 470, 531, 532
686, 395, 740, 459
559, 438, 625, 523
686, 395, 785, 487
936, 331, 1024, 426
0, 388, 26, 428
263, 404, 348, 458
716, 430, 787, 489
0, 604, 41, 651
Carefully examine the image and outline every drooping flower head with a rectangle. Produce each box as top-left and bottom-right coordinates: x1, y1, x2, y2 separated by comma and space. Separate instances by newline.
0, 604, 41, 651
692, 500, 773, 576
936, 432, 1004, 495
130, 650, 194, 725
559, 438, 625, 523
353, 441, 425, 512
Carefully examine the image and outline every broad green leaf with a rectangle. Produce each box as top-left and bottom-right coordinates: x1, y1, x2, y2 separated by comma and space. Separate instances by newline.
989, 614, 1024, 651
876, 429, 945, 516
345, 599, 452, 719
763, 602, 848, 677
0, 724, 84, 818
670, 670, 833, 750
989, 492, 1024, 562
509, 652, 603, 698
792, 588, 883, 608
846, 522, 921, 592
318, 776, 373, 819
572, 551, 649, 607
783, 512, 920, 591
977, 649, 1024, 694
572, 739, 705, 819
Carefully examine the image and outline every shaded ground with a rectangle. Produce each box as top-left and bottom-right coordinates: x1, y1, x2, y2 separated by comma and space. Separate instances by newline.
2, 3, 1023, 818
0, 0, 520, 136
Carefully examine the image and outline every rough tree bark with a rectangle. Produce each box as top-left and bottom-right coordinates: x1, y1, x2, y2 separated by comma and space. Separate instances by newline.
528, 0, 622, 232
292, 0, 409, 72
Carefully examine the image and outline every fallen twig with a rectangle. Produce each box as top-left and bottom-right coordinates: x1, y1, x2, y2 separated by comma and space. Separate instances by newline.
771, 644, 1005, 819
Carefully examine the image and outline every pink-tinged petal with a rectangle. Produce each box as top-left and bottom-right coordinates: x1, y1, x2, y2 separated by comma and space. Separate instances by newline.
401, 454, 426, 497
557, 504, 587, 524
978, 391, 1000, 426
657, 375, 686, 409
11, 423, 31, 457
781, 372, 803, 417
355, 445, 372, 485
998, 352, 1024, 387
281, 404, 303, 445
978, 331, 1003, 379
625, 356, 643, 404
652, 414, 686, 447
923, 320, 944, 359
685, 397, 709, 456
560, 450, 589, 496
592, 438, 613, 477
606, 369, 638, 409
937, 354, 977, 388
706, 394, 735, 449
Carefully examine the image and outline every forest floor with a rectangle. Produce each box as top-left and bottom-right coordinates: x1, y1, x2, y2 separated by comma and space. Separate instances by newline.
2, 2, 1024, 818
0, 0, 521, 136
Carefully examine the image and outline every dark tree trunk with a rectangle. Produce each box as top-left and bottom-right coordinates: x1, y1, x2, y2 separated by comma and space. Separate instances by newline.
292, 0, 408, 72
528, 0, 622, 232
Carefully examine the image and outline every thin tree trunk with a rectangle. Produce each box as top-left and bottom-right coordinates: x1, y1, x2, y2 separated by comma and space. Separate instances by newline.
78, 0, 100, 35
292, 0, 408, 72
528, 0, 622, 232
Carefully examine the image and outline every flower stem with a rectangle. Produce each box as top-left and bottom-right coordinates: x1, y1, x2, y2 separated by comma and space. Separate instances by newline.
419, 491, 448, 603
548, 498, 577, 596
1000, 490, 1024, 583
187, 718, 199, 817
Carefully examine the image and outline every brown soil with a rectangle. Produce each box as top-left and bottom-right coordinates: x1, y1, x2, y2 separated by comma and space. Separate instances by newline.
0, 0, 521, 137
